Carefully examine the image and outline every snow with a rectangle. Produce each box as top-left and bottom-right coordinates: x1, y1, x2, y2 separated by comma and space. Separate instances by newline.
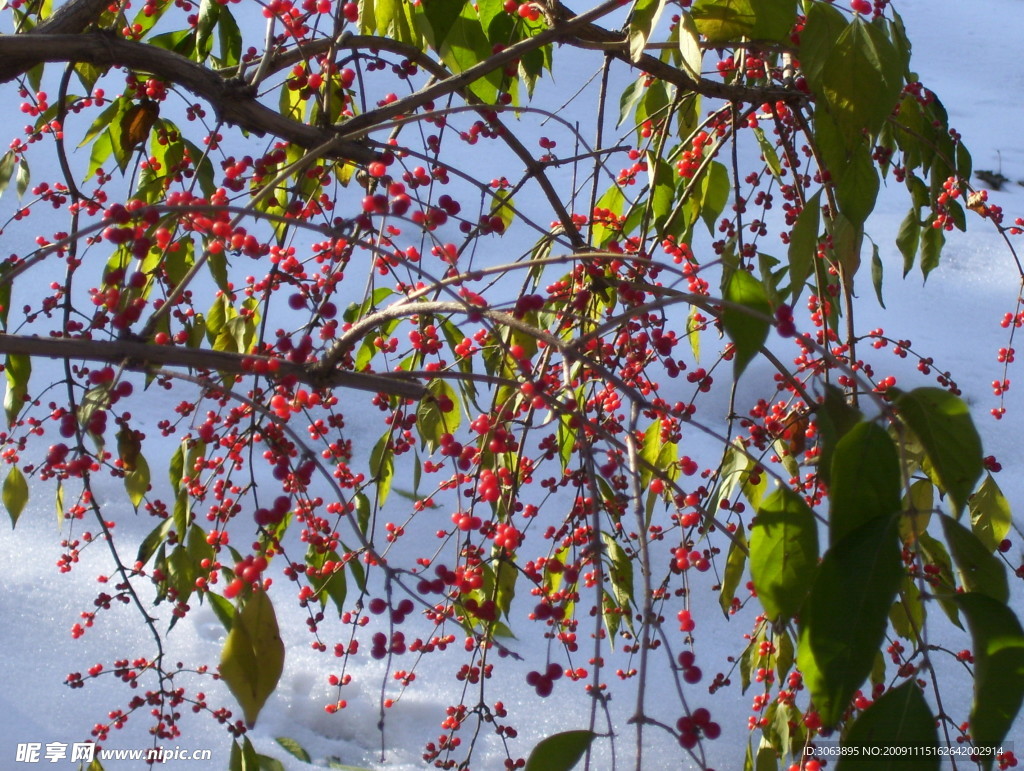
1, 1, 1023, 769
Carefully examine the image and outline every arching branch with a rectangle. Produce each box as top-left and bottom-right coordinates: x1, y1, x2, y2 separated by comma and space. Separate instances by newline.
552, 2, 806, 105
0, 333, 425, 398
0, 32, 376, 163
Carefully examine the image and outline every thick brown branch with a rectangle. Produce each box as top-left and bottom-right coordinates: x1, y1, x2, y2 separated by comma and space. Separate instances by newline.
554, 2, 806, 106
0, 32, 375, 163
0, 333, 425, 399
0, 0, 109, 79
34, 0, 109, 33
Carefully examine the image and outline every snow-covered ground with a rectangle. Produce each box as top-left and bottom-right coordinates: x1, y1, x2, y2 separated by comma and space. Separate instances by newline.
1, 1, 1023, 769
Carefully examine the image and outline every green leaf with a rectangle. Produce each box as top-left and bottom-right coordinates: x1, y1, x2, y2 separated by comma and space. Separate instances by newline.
951, 593, 1024, 765
798, 2, 848, 95
686, 304, 703, 362
940, 515, 1008, 604
749, 486, 818, 623
592, 185, 625, 247
797, 515, 902, 727
635, 78, 669, 142
917, 530, 962, 628
494, 557, 517, 619
628, 0, 666, 62
753, 127, 782, 181
956, 141, 973, 182
646, 152, 676, 233
357, 0, 376, 34
640, 422, 663, 488
490, 188, 515, 232
713, 441, 756, 509
699, 160, 730, 234
817, 390, 862, 490
0, 150, 16, 199
891, 94, 927, 170
722, 269, 771, 378
829, 421, 900, 547
369, 434, 394, 506
149, 28, 195, 57
420, 0, 463, 49
835, 681, 939, 771
835, 143, 879, 227
787, 191, 820, 305
739, 641, 754, 693
3, 466, 28, 527
893, 387, 982, 516
54, 481, 63, 527
229, 736, 261, 771
600, 589, 621, 648
219, 590, 285, 727
73, 61, 106, 93
186, 523, 215, 566
896, 207, 920, 276
524, 730, 596, 771
870, 241, 885, 308
602, 532, 635, 615
255, 753, 286, 771
15, 158, 30, 198
691, 0, 794, 43
677, 12, 703, 80
195, 0, 219, 59
306, 548, 348, 614
719, 522, 747, 615
812, 110, 848, 184
275, 737, 312, 763
168, 545, 197, 609
372, 0, 418, 43
970, 474, 1012, 553
889, 574, 924, 641
828, 212, 861, 281
919, 217, 944, 279
136, 517, 175, 567
691, 0, 756, 41
820, 18, 904, 146
753, 737, 779, 771
124, 451, 151, 509
439, 6, 499, 103
215, 4, 242, 66
775, 628, 794, 682
417, 379, 460, 452
898, 478, 933, 544
4, 352, 30, 427
617, 77, 645, 129
208, 591, 235, 632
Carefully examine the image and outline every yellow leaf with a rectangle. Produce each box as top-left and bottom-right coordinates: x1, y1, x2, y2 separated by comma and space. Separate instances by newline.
218, 590, 285, 727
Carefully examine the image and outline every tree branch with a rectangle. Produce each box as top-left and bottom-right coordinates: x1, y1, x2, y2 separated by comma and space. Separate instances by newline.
0, 333, 425, 399
34, 0, 109, 33
553, 2, 807, 106
0, 32, 376, 163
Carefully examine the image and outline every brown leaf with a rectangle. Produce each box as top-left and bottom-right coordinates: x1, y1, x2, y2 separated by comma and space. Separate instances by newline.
119, 100, 159, 155
781, 408, 810, 457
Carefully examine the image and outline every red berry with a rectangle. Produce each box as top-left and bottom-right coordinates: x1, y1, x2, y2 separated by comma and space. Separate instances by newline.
678, 609, 695, 632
